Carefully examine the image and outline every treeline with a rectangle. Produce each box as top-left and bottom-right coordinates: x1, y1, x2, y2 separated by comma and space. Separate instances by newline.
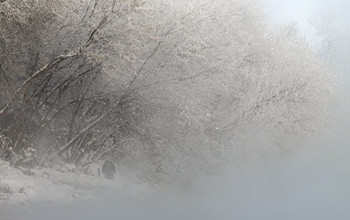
0, 0, 331, 183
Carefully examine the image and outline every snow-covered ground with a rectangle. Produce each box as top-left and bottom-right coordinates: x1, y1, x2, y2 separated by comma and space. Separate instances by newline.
0, 160, 153, 209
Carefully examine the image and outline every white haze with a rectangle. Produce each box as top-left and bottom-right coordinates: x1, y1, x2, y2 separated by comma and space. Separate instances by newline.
11, 125, 350, 220
5, 1, 350, 219
264, 0, 350, 48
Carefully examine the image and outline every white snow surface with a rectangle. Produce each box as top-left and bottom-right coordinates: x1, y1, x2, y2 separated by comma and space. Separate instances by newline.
0, 160, 150, 207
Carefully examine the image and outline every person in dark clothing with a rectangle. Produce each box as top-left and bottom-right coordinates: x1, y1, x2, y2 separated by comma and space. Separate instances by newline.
101, 160, 116, 179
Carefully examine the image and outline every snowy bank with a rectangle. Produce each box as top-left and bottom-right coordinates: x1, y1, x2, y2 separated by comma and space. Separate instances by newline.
0, 160, 151, 208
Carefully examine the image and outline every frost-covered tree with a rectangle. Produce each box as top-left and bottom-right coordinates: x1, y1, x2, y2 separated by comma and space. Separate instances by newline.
0, 0, 332, 183
0, 0, 149, 166
116, 0, 332, 182
312, 15, 350, 81
311, 15, 349, 128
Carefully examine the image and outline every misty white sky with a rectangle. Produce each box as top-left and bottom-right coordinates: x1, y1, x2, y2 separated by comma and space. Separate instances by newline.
263, 0, 350, 42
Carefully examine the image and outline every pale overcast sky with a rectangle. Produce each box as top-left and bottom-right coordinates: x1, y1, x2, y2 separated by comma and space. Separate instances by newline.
263, 0, 350, 42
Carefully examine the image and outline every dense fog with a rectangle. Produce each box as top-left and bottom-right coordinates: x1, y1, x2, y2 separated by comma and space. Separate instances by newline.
10, 126, 350, 220
2, 0, 350, 219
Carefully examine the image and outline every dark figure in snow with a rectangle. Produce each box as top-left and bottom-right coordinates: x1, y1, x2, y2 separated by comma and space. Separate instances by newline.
101, 160, 116, 179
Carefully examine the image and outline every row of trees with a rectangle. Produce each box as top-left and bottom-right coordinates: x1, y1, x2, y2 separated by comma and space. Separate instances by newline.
0, 0, 332, 183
